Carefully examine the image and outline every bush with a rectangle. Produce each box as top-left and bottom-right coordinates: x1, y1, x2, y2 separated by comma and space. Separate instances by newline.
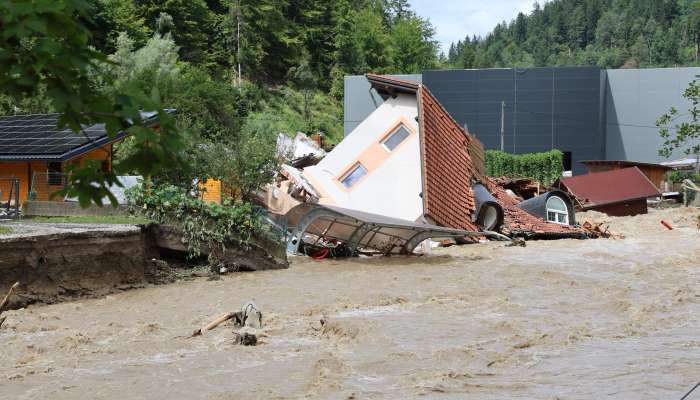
126, 181, 277, 258
485, 149, 564, 186
666, 170, 700, 183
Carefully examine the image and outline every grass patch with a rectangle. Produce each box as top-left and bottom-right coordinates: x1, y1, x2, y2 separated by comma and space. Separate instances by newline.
0, 225, 11, 235
27, 215, 151, 225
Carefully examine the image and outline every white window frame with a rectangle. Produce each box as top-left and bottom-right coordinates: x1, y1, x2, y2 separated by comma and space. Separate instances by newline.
546, 196, 569, 225
381, 124, 411, 152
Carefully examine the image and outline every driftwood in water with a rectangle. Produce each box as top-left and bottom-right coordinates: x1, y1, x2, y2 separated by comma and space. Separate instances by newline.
192, 312, 236, 336
191, 302, 263, 338
0, 282, 19, 328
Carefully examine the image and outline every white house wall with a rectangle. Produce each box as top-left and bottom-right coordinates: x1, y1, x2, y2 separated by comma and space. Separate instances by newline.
303, 94, 423, 222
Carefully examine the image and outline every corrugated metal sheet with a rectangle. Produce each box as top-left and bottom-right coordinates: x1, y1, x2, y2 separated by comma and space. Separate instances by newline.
558, 167, 660, 208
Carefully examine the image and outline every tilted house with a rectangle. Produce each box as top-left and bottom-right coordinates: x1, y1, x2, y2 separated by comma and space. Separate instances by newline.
302, 74, 481, 231
300, 74, 583, 239
0, 112, 165, 206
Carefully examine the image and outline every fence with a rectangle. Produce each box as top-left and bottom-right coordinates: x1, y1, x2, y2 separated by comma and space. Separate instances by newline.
0, 177, 21, 219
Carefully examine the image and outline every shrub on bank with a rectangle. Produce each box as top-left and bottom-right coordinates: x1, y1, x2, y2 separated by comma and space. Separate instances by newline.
485, 149, 564, 186
125, 181, 275, 257
666, 170, 700, 183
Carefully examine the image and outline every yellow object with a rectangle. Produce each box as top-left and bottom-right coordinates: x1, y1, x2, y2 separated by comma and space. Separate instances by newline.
200, 179, 223, 204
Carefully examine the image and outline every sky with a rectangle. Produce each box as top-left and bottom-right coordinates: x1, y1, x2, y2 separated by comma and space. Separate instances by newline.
410, 0, 548, 54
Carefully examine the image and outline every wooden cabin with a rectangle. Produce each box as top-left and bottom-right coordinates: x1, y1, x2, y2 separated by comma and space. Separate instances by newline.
580, 160, 672, 190
0, 112, 164, 207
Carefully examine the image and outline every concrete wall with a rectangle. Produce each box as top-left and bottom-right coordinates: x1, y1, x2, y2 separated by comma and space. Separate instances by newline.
306, 93, 423, 221
23, 201, 128, 217
605, 67, 700, 163
344, 74, 421, 135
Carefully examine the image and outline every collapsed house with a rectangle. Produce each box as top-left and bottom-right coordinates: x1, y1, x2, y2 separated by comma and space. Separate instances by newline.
259, 74, 586, 255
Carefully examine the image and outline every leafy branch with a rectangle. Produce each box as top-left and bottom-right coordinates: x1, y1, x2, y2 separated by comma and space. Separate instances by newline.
0, 0, 187, 207
657, 76, 700, 167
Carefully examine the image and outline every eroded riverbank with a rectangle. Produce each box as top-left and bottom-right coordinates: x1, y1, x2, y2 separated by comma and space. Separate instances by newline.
1, 207, 699, 399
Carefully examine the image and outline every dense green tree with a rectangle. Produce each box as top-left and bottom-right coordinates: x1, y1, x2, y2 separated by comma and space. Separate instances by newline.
389, 15, 439, 73
446, 0, 700, 70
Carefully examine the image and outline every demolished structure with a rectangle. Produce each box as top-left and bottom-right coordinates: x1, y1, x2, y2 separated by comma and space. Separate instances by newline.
260, 75, 588, 255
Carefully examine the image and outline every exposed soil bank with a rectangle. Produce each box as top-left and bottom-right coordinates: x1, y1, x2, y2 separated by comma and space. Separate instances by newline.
0, 224, 150, 307
1, 207, 698, 399
0, 223, 287, 307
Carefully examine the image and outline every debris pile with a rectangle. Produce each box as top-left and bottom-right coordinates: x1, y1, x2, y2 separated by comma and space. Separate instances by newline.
484, 178, 586, 239
579, 220, 623, 239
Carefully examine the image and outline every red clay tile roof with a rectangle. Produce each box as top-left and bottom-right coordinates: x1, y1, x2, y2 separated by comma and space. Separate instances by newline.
484, 177, 584, 237
419, 86, 479, 231
558, 166, 660, 208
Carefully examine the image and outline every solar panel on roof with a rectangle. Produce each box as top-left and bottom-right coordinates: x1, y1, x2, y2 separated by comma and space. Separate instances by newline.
0, 114, 109, 158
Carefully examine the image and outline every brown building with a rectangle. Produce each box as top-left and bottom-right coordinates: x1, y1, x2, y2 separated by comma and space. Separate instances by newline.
555, 167, 661, 216
580, 160, 671, 190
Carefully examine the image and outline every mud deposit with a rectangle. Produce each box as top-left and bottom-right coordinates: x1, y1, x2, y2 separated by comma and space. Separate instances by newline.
1, 208, 699, 399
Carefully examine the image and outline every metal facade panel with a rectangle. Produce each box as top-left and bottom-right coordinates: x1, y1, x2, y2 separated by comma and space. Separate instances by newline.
424, 67, 604, 175
605, 67, 700, 163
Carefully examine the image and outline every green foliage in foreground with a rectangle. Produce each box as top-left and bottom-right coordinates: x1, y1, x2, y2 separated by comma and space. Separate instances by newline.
0, 226, 12, 235
0, 0, 185, 207
27, 215, 151, 225
485, 149, 564, 186
126, 182, 276, 258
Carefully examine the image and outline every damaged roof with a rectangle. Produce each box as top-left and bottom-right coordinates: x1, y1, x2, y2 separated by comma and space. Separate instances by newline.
419, 86, 480, 231
484, 177, 586, 238
365, 73, 482, 232
366, 73, 420, 95
557, 167, 661, 209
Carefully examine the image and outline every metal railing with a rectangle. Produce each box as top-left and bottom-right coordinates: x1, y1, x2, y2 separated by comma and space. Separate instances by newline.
0, 177, 21, 219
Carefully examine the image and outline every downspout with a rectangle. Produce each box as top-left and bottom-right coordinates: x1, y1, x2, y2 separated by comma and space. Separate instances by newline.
416, 85, 428, 220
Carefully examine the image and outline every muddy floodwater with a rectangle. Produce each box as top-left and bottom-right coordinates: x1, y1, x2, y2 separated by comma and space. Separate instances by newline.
2, 208, 699, 399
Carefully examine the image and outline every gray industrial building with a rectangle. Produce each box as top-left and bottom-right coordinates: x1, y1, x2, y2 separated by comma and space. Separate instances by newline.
344, 67, 700, 175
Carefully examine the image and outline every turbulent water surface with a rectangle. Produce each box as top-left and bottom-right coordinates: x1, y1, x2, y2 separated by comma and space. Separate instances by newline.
1, 208, 699, 399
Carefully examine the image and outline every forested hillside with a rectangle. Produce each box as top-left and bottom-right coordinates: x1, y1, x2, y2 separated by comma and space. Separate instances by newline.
1, 0, 440, 144
447, 0, 700, 69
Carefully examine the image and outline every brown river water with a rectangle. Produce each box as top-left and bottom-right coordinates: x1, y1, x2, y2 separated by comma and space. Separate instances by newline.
1, 207, 699, 399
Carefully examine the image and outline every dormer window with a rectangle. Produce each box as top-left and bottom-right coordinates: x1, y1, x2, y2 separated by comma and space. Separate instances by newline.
381, 124, 410, 151
546, 196, 569, 225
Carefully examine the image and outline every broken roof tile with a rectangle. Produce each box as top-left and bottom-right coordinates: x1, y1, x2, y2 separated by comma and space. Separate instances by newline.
484, 177, 585, 238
